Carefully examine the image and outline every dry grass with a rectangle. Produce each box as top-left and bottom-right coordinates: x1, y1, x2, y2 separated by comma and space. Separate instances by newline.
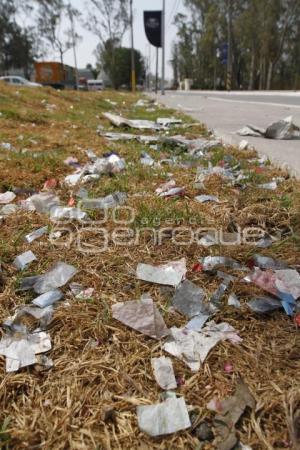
0, 81, 300, 449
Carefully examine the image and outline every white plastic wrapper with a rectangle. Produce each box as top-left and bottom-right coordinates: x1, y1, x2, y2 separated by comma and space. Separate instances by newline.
32, 289, 63, 308
195, 195, 219, 203
112, 295, 169, 340
137, 397, 191, 436
151, 356, 177, 390
50, 206, 88, 221
136, 258, 186, 287
0, 191, 16, 204
31, 262, 78, 294
13, 250, 37, 270
25, 226, 48, 243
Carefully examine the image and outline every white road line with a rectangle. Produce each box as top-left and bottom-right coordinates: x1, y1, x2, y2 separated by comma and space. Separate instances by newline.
206, 96, 300, 109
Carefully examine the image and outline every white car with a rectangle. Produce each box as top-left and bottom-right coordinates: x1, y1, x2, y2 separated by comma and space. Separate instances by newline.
87, 79, 104, 91
0, 76, 42, 87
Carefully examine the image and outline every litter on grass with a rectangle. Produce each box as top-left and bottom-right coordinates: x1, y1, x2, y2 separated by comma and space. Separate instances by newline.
172, 280, 208, 318
13, 251, 37, 270
32, 289, 63, 308
247, 296, 282, 313
137, 397, 191, 436
103, 112, 160, 130
0, 191, 16, 204
200, 256, 245, 272
136, 258, 186, 287
151, 356, 177, 390
112, 294, 169, 339
25, 226, 48, 243
21, 262, 78, 294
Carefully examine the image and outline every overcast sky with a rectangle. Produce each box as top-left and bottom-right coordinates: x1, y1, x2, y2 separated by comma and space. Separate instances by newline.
62, 0, 186, 78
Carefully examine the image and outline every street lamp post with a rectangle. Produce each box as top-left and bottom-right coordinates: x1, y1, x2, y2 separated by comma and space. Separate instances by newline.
130, 0, 136, 93
161, 0, 165, 95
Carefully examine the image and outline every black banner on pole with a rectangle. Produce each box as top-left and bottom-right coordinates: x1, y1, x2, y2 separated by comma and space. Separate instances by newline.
144, 11, 162, 48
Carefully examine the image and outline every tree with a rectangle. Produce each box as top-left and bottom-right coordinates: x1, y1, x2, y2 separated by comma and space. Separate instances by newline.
98, 42, 144, 89
36, 0, 80, 66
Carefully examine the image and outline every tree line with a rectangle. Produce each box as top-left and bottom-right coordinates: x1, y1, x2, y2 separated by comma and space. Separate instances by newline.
172, 0, 300, 90
0, 0, 144, 88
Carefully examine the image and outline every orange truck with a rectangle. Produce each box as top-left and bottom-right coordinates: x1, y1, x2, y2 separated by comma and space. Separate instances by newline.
35, 62, 76, 89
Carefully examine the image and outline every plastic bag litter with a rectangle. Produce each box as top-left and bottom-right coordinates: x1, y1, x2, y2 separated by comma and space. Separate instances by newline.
228, 293, 241, 308
151, 356, 177, 390
25, 226, 48, 243
0, 203, 19, 217
210, 380, 255, 450
32, 289, 63, 308
50, 206, 88, 221
163, 322, 241, 371
13, 250, 37, 270
69, 283, 94, 300
80, 192, 127, 210
200, 256, 245, 272
163, 135, 221, 155
0, 331, 51, 372
26, 192, 61, 214
158, 187, 185, 198
103, 112, 160, 130
0, 191, 16, 204
155, 180, 176, 195
140, 151, 155, 166
137, 397, 191, 436
195, 195, 220, 203
237, 116, 300, 140
136, 258, 186, 287
21, 262, 78, 294
112, 294, 169, 339
3, 305, 53, 333
185, 313, 210, 331
172, 280, 208, 318
258, 181, 277, 190
247, 296, 282, 313
156, 117, 182, 127
249, 254, 288, 270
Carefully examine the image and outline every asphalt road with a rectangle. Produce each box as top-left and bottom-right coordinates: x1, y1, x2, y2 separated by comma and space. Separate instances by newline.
155, 90, 300, 178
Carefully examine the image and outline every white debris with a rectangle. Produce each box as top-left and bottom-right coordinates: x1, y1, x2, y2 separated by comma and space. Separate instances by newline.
13, 250, 37, 270
136, 258, 186, 287
25, 226, 48, 243
239, 140, 249, 150
151, 356, 177, 390
0, 191, 16, 204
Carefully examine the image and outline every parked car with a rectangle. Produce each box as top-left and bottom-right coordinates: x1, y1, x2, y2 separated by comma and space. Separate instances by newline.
0, 76, 41, 87
87, 79, 104, 91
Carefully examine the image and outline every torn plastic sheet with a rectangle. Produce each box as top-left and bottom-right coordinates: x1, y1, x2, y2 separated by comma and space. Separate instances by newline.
136, 258, 186, 287
0, 191, 16, 204
13, 250, 37, 270
200, 256, 245, 272
112, 294, 169, 339
185, 313, 210, 331
50, 206, 88, 221
255, 235, 273, 249
158, 187, 185, 198
32, 289, 63, 308
0, 203, 19, 217
258, 181, 277, 190
3, 305, 53, 333
210, 281, 231, 308
172, 280, 208, 318
247, 296, 282, 313
237, 116, 300, 140
156, 117, 182, 127
151, 356, 177, 390
101, 131, 160, 144
163, 135, 221, 155
25, 226, 48, 243
21, 262, 78, 294
103, 112, 160, 130
80, 192, 127, 209
163, 322, 241, 371
249, 254, 289, 270
211, 380, 255, 450
228, 293, 241, 308
155, 180, 176, 195
140, 152, 154, 166
195, 195, 220, 203
137, 397, 191, 436
26, 192, 61, 214
0, 331, 52, 372
245, 268, 300, 315
69, 283, 94, 300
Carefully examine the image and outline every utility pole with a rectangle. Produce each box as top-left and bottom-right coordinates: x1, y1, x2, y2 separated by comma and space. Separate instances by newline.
161, 0, 165, 95
68, 4, 79, 89
226, 0, 232, 91
130, 0, 136, 93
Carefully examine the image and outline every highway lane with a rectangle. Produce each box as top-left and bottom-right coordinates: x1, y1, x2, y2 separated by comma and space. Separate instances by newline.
155, 90, 300, 178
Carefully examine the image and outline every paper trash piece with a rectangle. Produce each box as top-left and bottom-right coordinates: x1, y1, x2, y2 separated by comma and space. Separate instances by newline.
50, 206, 87, 221
228, 293, 241, 308
156, 117, 182, 127
247, 296, 282, 314
185, 313, 210, 331
201, 256, 244, 272
3, 305, 53, 333
22, 262, 78, 294
249, 254, 288, 270
245, 268, 300, 315
163, 322, 241, 371
151, 356, 177, 390
258, 181, 277, 190
25, 226, 48, 243
137, 397, 191, 436
80, 192, 127, 210
103, 112, 159, 130
237, 116, 299, 140
26, 192, 61, 214
140, 152, 154, 166
13, 251, 37, 270
0, 191, 16, 204
172, 280, 208, 318
211, 380, 255, 450
195, 195, 219, 203
136, 258, 186, 287
0, 331, 51, 372
158, 187, 185, 198
112, 295, 169, 339
32, 289, 63, 308
155, 180, 176, 195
